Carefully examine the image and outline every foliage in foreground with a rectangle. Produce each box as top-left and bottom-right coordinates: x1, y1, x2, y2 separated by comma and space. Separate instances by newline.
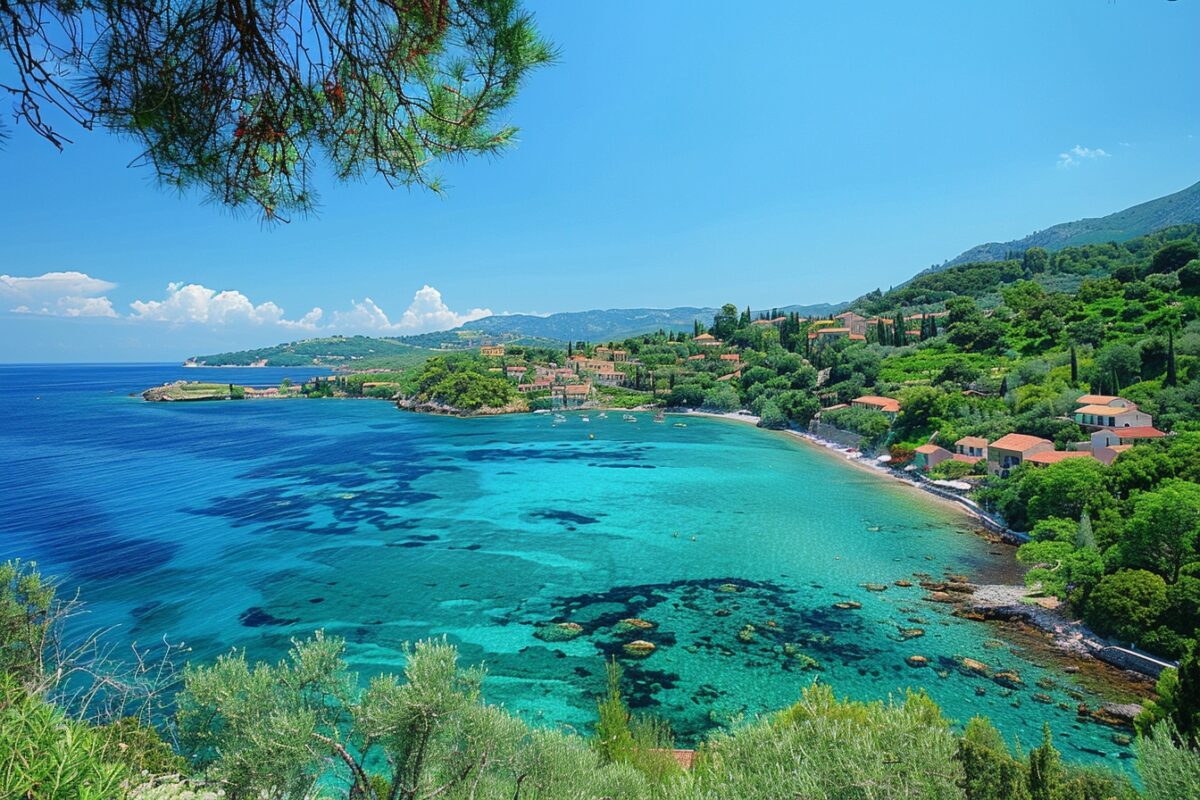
1, 1, 555, 220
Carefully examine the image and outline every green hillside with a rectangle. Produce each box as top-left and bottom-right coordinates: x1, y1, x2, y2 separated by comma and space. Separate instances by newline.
188, 335, 435, 367
937, 180, 1200, 269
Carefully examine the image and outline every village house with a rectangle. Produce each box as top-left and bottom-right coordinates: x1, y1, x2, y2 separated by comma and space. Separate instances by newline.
516, 379, 552, 394
693, 333, 723, 347
954, 436, 988, 463
1082, 427, 1167, 465
913, 444, 952, 472
554, 381, 592, 408
808, 326, 850, 341
505, 366, 527, 379
751, 316, 787, 326
833, 311, 867, 336
1072, 395, 1154, 430
595, 346, 612, 358
612, 349, 629, 362
594, 369, 626, 386
987, 433, 1054, 477
1025, 450, 1094, 467
719, 353, 741, 366
851, 395, 901, 416
480, 345, 505, 357
808, 326, 865, 343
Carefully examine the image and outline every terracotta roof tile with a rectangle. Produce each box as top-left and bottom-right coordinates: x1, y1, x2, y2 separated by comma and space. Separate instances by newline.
989, 433, 1053, 452
1115, 426, 1166, 439
1025, 450, 1095, 465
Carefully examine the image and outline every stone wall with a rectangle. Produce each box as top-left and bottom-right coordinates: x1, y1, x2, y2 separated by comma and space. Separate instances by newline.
1095, 645, 1178, 678
806, 421, 865, 451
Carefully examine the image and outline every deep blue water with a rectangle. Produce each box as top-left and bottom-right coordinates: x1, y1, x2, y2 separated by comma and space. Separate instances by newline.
0, 364, 1142, 768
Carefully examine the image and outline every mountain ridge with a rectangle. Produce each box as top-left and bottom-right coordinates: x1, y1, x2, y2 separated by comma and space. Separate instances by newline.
935, 179, 1200, 271
189, 180, 1200, 364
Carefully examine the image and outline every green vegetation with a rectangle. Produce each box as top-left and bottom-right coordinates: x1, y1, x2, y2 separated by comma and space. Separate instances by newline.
190, 336, 436, 367
168, 225, 1200, 670
410, 355, 519, 411
938, 180, 1200, 268
142, 382, 238, 401
5, 559, 1198, 799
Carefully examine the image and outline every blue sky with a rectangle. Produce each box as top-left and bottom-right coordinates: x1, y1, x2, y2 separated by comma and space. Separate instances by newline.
2, 0, 1199, 361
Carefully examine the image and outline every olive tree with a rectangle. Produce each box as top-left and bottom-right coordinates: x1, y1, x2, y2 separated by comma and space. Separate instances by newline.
176, 633, 651, 800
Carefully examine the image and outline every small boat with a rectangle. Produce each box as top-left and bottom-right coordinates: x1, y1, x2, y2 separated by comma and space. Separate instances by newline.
673, 422, 687, 428
623, 414, 637, 423
533, 409, 550, 414
597, 412, 608, 419
553, 414, 567, 423
653, 411, 665, 423
581, 416, 590, 422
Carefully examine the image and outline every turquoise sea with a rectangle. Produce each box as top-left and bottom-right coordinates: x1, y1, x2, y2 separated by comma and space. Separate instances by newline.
0, 364, 1142, 769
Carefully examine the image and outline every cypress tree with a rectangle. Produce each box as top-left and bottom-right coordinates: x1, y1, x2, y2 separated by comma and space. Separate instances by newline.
876, 318, 886, 344
1069, 345, 1077, 385
1172, 641, 1200, 744
1166, 330, 1178, 387
1076, 511, 1095, 550
999, 376, 1009, 397
1026, 724, 1062, 800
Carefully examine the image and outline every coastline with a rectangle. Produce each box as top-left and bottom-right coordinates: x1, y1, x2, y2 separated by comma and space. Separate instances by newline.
675, 409, 991, 528
133, 392, 1165, 685
673, 409, 1163, 689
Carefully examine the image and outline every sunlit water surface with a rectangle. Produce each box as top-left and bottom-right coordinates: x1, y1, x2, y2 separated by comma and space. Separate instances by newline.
0, 364, 1143, 770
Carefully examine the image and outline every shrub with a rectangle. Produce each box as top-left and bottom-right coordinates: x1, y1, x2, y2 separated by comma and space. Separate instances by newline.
0, 674, 129, 799
757, 400, 788, 430
1085, 569, 1169, 644
929, 459, 974, 480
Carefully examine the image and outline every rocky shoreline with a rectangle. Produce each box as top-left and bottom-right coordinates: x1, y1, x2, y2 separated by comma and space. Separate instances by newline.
394, 396, 528, 417
937, 582, 1158, 727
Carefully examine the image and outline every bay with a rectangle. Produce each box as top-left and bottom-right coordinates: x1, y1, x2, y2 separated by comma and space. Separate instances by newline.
0, 364, 1139, 769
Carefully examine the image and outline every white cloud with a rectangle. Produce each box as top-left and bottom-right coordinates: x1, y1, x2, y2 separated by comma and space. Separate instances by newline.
331, 285, 491, 334
1057, 144, 1110, 169
129, 282, 321, 329
4, 273, 483, 336
1, 271, 119, 317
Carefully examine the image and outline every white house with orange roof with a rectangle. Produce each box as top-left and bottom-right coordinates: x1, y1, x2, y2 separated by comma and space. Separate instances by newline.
693, 333, 722, 347
954, 436, 988, 463
1072, 395, 1154, 430
987, 433, 1054, 477
913, 444, 952, 472
851, 395, 901, 416
1086, 427, 1167, 465
1024, 450, 1094, 467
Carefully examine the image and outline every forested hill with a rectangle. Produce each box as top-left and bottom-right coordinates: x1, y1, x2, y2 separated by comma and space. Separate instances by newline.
853, 224, 1200, 315
935, 180, 1200, 270
453, 303, 847, 342
188, 336, 437, 367
186, 304, 846, 366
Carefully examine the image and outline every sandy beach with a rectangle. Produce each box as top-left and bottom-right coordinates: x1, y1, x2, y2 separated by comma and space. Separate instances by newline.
674, 409, 992, 526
